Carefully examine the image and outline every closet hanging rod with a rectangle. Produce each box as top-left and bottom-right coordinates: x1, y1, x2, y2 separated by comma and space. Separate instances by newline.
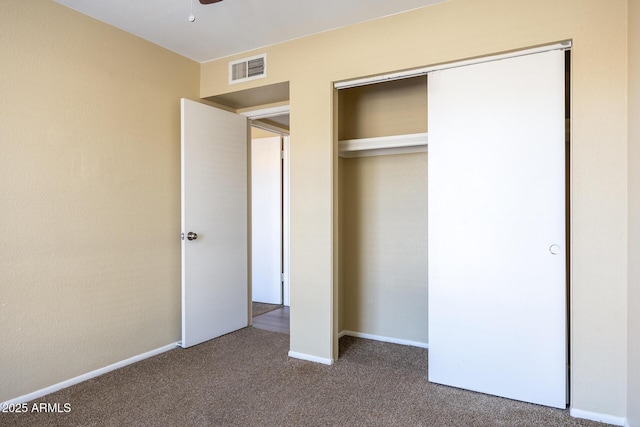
338, 132, 428, 158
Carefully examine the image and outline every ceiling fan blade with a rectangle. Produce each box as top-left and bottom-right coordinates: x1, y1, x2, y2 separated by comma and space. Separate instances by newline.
199, 0, 223, 4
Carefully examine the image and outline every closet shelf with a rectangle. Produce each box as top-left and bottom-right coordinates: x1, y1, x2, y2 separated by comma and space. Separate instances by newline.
338, 132, 428, 158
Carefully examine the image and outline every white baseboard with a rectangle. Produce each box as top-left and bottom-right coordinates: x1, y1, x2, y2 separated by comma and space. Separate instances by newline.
288, 351, 333, 365
1, 342, 178, 406
339, 330, 429, 349
570, 407, 626, 426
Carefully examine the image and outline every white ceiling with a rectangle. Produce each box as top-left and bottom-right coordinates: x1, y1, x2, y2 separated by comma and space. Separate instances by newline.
53, 0, 446, 63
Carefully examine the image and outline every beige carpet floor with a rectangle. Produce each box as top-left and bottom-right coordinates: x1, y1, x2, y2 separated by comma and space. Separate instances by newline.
1, 328, 613, 427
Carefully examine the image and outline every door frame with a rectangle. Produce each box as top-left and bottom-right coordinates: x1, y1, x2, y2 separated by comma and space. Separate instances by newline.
242, 106, 291, 307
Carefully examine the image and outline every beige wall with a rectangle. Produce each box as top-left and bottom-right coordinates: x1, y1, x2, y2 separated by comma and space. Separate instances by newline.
337, 76, 428, 140
628, 1, 640, 425
201, 0, 628, 417
341, 153, 428, 343
0, 0, 199, 403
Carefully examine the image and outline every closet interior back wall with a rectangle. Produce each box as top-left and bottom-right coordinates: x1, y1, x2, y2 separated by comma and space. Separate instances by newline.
338, 76, 429, 347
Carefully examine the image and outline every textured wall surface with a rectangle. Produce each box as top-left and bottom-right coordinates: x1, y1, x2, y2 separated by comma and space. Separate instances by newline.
342, 153, 428, 344
338, 76, 428, 140
0, 0, 199, 403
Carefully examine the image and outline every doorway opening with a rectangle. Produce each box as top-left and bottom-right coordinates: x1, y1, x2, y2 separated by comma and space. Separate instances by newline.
335, 75, 429, 351
201, 81, 291, 335
248, 112, 290, 335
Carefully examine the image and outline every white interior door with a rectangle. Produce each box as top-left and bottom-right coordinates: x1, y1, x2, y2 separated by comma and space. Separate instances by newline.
181, 98, 249, 348
427, 50, 567, 408
251, 136, 282, 304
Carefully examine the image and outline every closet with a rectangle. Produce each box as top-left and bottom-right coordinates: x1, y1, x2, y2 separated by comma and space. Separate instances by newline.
337, 76, 429, 348
336, 44, 569, 410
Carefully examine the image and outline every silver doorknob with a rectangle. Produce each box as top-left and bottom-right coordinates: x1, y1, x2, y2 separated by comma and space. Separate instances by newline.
187, 232, 198, 241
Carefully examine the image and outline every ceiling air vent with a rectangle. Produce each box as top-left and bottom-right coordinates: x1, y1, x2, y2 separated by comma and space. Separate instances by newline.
229, 54, 267, 84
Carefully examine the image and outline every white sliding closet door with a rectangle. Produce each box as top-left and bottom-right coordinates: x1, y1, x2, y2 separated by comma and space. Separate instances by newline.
427, 50, 567, 408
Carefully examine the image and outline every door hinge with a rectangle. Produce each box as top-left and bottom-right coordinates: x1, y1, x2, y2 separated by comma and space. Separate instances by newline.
281, 150, 285, 160
281, 273, 285, 282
